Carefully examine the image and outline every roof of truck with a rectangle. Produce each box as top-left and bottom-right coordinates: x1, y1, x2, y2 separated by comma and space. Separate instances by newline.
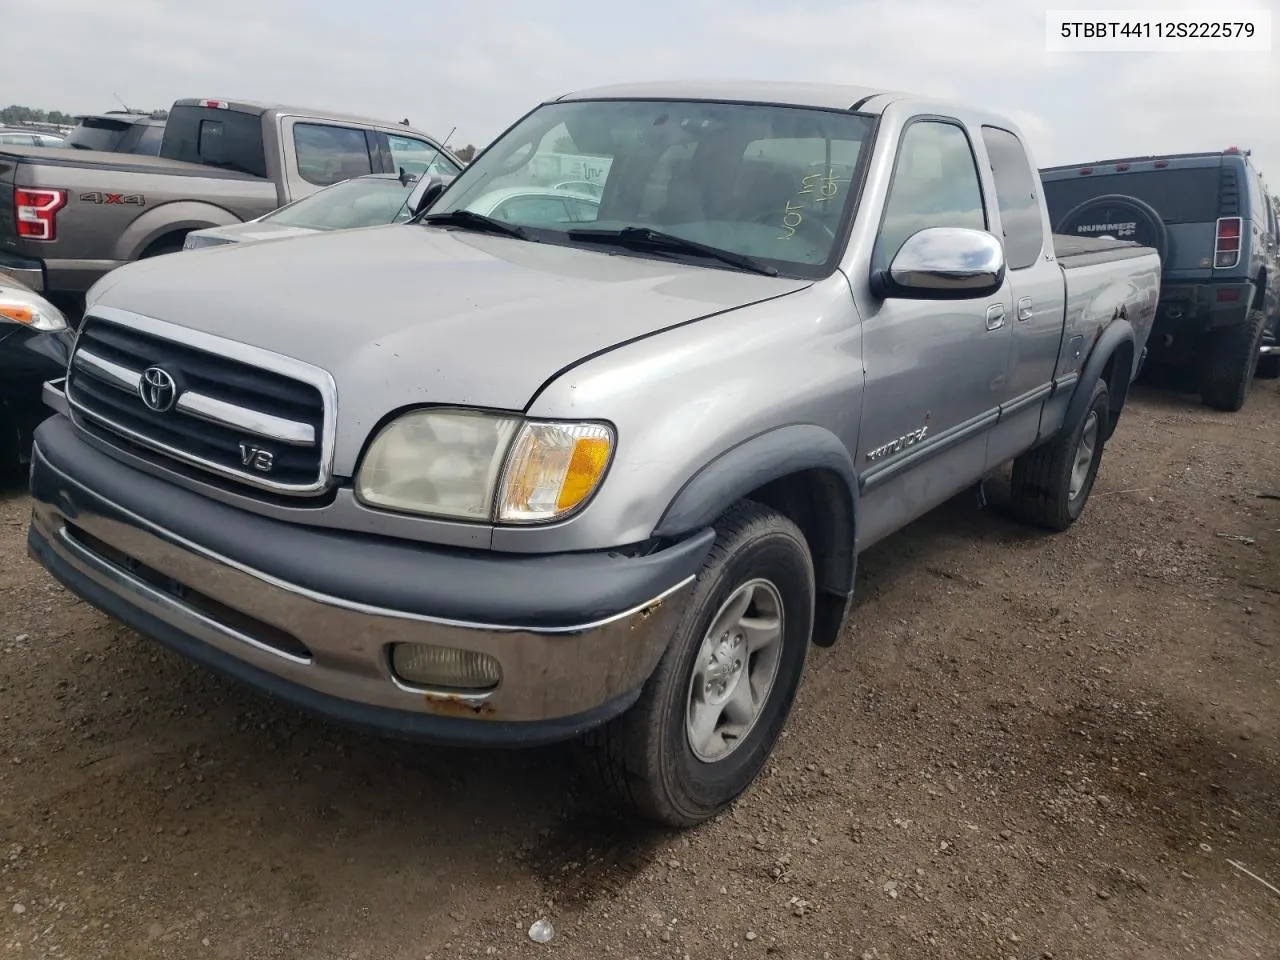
171, 98, 437, 135
1040, 148, 1254, 176
553, 80, 911, 113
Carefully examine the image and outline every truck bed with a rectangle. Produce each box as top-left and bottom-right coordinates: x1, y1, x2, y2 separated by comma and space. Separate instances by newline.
0, 145, 266, 182
1053, 233, 1152, 268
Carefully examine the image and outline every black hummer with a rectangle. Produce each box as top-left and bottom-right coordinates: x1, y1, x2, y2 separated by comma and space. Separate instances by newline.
1041, 147, 1278, 411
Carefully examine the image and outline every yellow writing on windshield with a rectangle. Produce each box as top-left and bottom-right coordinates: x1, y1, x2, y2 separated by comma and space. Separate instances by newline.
778, 168, 841, 239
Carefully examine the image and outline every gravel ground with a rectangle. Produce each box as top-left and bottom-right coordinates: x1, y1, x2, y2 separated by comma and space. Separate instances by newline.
2, 379, 1278, 960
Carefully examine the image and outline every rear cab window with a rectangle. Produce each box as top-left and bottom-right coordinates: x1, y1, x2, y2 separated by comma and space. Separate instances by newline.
160, 105, 269, 178
981, 126, 1044, 270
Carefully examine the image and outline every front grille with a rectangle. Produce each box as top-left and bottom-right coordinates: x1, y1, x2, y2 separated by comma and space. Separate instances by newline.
66, 314, 328, 495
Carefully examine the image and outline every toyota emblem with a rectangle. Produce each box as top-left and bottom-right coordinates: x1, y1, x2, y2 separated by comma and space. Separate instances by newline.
138, 366, 178, 412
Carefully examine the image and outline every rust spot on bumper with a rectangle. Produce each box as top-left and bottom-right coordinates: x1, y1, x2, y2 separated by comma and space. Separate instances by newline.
423, 694, 496, 718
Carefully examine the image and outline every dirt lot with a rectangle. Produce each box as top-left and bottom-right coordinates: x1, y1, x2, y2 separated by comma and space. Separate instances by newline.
2, 379, 1278, 960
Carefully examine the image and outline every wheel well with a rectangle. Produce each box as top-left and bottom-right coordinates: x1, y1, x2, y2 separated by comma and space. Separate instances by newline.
139, 230, 192, 258
1099, 338, 1134, 439
742, 467, 854, 648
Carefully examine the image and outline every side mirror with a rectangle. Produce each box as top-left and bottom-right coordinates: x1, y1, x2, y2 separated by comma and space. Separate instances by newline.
870, 227, 1005, 300
406, 174, 447, 218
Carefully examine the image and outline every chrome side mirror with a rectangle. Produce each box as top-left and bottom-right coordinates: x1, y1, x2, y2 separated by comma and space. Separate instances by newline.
871, 227, 1006, 300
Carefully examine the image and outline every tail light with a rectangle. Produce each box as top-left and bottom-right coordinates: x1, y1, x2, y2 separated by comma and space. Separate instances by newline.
1214, 216, 1242, 268
14, 188, 67, 241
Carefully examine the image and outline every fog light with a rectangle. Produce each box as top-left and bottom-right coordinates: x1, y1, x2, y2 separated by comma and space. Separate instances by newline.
391, 643, 502, 691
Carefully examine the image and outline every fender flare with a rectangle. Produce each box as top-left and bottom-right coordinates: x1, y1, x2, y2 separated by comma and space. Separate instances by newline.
652, 423, 860, 597
1064, 316, 1135, 441
113, 200, 247, 261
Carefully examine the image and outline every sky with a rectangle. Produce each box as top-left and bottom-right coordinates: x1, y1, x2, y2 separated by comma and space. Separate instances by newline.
2, 0, 1276, 181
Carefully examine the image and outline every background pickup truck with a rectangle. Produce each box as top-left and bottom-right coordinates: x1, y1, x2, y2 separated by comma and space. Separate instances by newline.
26, 80, 1160, 828
0, 98, 462, 310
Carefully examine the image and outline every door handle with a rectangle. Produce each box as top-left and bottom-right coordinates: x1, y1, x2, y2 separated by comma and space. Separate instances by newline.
1017, 297, 1033, 321
986, 303, 1006, 331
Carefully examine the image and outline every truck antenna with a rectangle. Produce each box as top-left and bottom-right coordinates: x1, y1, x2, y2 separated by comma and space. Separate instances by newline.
112, 91, 135, 114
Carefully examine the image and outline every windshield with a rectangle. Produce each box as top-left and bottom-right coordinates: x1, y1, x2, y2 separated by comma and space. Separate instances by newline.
263, 176, 416, 230
428, 99, 874, 276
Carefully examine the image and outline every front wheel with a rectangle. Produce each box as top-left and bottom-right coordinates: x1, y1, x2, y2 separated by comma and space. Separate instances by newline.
1007, 378, 1110, 532
580, 501, 815, 827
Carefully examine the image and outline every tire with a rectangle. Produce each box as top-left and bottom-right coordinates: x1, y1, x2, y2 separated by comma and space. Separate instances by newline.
579, 500, 815, 827
1008, 378, 1110, 532
1198, 308, 1267, 412
1053, 193, 1169, 264
0, 405, 23, 488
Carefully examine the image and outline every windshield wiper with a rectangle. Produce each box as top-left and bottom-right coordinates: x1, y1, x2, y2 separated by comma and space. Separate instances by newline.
421, 209, 530, 240
565, 226, 778, 276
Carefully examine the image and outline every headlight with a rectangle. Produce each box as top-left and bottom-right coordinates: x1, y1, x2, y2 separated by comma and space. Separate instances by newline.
355, 409, 614, 523
182, 233, 235, 251
0, 287, 67, 332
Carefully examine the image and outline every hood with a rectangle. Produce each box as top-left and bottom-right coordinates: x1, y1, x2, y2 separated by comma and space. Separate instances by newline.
90, 223, 811, 472
190, 221, 321, 245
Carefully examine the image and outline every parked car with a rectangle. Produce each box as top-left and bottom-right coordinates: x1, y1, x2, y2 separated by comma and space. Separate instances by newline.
64, 111, 167, 156
0, 98, 462, 305
1041, 147, 1278, 408
181, 170, 460, 249
0, 273, 71, 481
0, 127, 65, 148
27, 80, 1160, 827
1260, 187, 1280, 379
184, 176, 593, 249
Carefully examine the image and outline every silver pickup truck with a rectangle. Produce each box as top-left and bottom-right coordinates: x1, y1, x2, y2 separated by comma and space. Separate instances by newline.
0, 98, 461, 303
26, 81, 1160, 827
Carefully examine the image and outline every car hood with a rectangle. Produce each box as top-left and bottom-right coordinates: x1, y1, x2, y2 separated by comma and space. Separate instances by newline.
89, 223, 811, 474
191, 221, 321, 245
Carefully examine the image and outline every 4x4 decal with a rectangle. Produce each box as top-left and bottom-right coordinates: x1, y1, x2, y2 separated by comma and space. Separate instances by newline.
79, 192, 145, 205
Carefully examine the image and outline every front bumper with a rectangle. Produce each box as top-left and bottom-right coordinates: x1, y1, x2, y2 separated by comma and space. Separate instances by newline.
27, 415, 709, 746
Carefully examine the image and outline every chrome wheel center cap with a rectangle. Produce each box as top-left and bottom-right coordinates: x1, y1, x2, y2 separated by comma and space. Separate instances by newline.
702, 632, 745, 705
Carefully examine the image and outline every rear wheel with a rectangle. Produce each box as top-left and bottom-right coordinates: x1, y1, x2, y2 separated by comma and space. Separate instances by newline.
580, 501, 815, 827
1008, 378, 1110, 532
1199, 308, 1267, 411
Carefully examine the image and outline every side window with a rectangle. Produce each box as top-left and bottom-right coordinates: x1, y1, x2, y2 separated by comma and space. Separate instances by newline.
980, 126, 1045, 270
874, 120, 986, 271
561, 197, 600, 223
387, 134, 462, 179
135, 124, 164, 156
0, 133, 36, 145
293, 122, 373, 187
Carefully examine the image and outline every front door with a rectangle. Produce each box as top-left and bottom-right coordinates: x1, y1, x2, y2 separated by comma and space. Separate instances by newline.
855, 117, 1013, 549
